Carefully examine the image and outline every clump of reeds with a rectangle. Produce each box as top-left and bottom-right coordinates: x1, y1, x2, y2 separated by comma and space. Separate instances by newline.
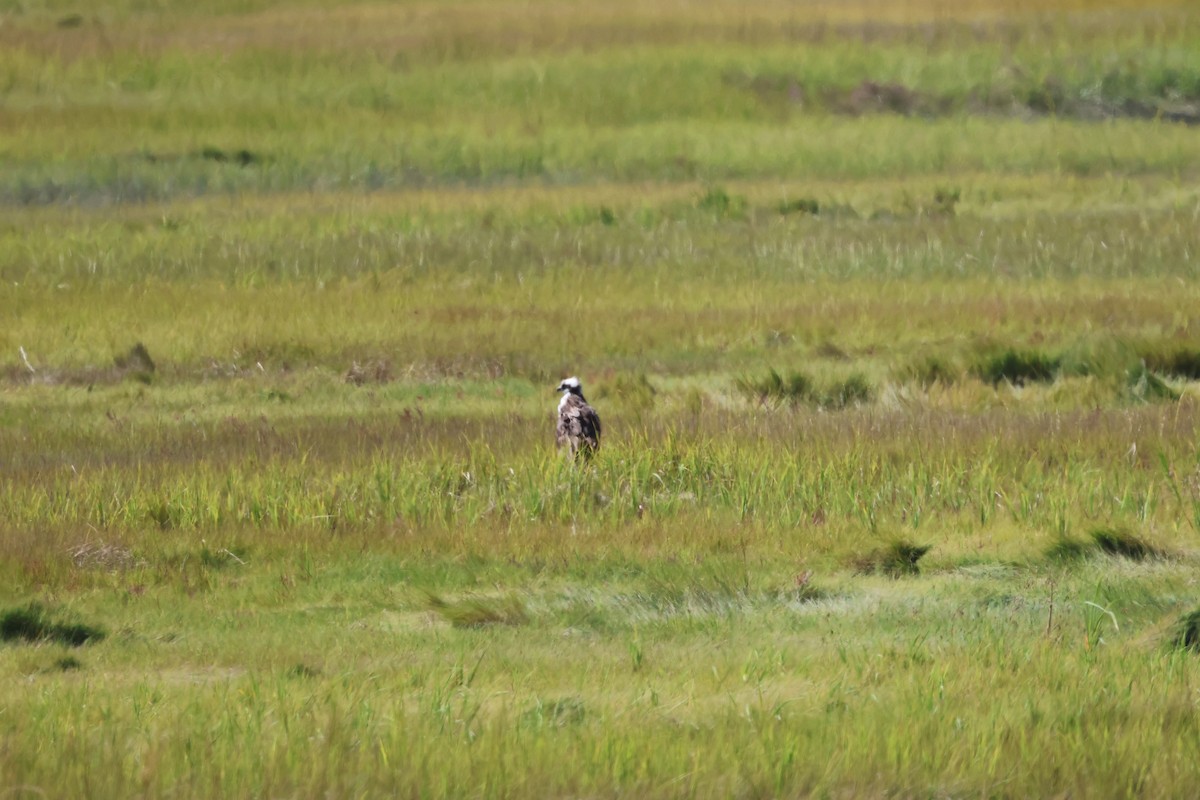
1043, 527, 1164, 564
1139, 346, 1200, 380
1169, 608, 1200, 653
777, 197, 819, 216
595, 373, 657, 412
113, 341, 156, 384
820, 373, 873, 409
424, 592, 529, 629
521, 696, 586, 729
345, 359, 392, 386
784, 570, 828, 603
851, 540, 932, 578
894, 353, 964, 387
54, 656, 84, 672
735, 369, 872, 409
1089, 527, 1162, 561
695, 185, 746, 218
288, 663, 321, 679
973, 348, 1060, 386
0, 603, 106, 647
735, 369, 811, 406
1125, 363, 1179, 403
1042, 535, 1092, 564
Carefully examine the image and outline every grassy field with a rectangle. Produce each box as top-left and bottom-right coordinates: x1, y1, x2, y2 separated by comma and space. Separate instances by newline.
4, 0, 1200, 797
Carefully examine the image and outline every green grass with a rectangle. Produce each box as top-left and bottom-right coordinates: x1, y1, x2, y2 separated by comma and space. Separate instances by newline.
0, 603, 106, 647
1173, 608, 1200, 652
3, 0, 1200, 797
851, 539, 934, 577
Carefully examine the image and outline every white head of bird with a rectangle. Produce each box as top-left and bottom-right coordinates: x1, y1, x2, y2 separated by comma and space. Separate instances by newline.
556, 376, 585, 406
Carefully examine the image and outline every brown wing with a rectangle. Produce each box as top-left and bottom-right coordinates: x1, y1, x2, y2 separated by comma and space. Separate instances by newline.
557, 395, 601, 456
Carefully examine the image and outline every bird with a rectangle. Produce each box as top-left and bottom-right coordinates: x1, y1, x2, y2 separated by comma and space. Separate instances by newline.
555, 376, 601, 459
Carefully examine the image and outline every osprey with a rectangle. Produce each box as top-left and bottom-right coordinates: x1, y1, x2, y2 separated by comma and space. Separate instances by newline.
555, 376, 601, 459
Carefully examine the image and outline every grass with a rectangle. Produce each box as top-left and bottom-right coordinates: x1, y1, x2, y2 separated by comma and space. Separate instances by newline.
1090, 527, 1165, 561
1041, 527, 1169, 564
851, 540, 934, 577
3, 0, 1200, 797
974, 348, 1062, 386
0, 603, 106, 647
735, 369, 873, 409
1172, 608, 1200, 652
423, 591, 530, 629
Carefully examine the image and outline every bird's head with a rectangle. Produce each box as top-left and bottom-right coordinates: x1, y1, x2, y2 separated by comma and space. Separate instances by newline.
556, 376, 583, 396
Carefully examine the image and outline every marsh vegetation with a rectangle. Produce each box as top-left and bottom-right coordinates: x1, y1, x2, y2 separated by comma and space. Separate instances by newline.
3, 0, 1200, 796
